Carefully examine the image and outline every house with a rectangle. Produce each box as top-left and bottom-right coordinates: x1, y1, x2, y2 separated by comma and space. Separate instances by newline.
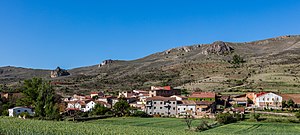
170, 95, 187, 101
145, 96, 177, 116
177, 100, 196, 115
84, 100, 112, 112
8, 107, 34, 117
149, 86, 181, 97
90, 92, 104, 99
118, 91, 135, 98
67, 100, 91, 112
229, 94, 248, 106
255, 92, 282, 109
72, 94, 86, 101
97, 96, 114, 104
280, 94, 300, 107
195, 101, 216, 116
1, 92, 23, 103
188, 92, 216, 102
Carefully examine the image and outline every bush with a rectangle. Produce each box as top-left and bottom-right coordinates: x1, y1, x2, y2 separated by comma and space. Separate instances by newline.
131, 111, 151, 118
295, 112, 300, 120
196, 121, 210, 132
216, 113, 237, 124
251, 113, 260, 121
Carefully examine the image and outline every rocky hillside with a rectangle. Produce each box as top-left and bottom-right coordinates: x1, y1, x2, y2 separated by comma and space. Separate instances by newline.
1, 35, 300, 95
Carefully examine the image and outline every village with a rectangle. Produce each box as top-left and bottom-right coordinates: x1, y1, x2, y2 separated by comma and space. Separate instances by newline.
4, 85, 300, 118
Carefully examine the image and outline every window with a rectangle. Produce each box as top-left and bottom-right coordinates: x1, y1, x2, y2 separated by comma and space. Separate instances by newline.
190, 108, 193, 110
178, 108, 180, 110
184, 108, 186, 110
160, 102, 163, 104
160, 107, 162, 109
149, 112, 152, 114
154, 102, 156, 104
173, 102, 175, 104
173, 107, 175, 110
17, 110, 20, 112
154, 107, 156, 109
267, 98, 269, 101
24, 110, 28, 112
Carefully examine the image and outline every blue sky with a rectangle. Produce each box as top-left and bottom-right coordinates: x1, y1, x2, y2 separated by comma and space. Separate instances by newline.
0, 0, 300, 69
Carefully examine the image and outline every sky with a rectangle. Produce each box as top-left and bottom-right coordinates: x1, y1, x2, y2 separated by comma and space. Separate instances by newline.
0, 0, 300, 69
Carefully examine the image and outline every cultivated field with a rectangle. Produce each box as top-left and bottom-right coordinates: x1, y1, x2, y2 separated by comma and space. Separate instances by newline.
0, 117, 300, 135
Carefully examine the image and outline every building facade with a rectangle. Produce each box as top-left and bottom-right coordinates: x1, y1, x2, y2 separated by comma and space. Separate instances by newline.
145, 96, 177, 116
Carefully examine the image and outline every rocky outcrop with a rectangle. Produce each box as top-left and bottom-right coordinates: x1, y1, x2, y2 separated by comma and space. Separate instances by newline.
98, 59, 114, 67
202, 41, 234, 55
50, 67, 70, 78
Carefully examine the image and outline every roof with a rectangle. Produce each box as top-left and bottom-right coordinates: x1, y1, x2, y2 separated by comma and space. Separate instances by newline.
180, 100, 196, 105
232, 107, 245, 112
94, 101, 111, 106
195, 101, 214, 105
9, 107, 32, 110
256, 92, 268, 98
151, 86, 172, 90
146, 96, 176, 101
189, 92, 216, 98
280, 94, 300, 104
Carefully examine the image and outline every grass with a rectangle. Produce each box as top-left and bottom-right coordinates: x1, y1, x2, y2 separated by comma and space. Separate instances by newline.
1, 116, 300, 135
86, 117, 212, 129
202, 122, 300, 135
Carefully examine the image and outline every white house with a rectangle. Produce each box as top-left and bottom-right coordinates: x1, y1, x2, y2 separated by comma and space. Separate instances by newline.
255, 92, 282, 109
84, 101, 111, 112
8, 107, 34, 117
177, 100, 196, 115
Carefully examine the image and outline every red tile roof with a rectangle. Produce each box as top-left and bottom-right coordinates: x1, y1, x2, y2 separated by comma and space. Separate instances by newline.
189, 92, 216, 98
280, 94, 300, 104
256, 92, 268, 98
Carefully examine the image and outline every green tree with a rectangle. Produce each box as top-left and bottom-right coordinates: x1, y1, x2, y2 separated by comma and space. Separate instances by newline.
113, 99, 130, 117
287, 99, 295, 108
91, 104, 110, 115
19, 78, 60, 120
282, 100, 287, 108
216, 113, 237, 124
230, 54, 245, 68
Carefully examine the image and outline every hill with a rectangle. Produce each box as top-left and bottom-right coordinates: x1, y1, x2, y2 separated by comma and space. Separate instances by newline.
1, 35, 300, 95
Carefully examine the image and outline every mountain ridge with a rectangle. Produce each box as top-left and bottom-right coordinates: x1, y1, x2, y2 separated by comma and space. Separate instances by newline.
1, 35, 300, 95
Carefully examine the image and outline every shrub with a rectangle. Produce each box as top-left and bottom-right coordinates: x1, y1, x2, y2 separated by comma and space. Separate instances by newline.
216, 113, 237, 124
131, 111, 151, 118
251, 113, 260, 121
196, 121, 210, 132
295, 112, 300, 120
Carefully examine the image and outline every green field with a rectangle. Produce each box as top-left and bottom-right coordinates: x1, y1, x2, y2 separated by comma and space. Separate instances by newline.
1, 117, 300, 135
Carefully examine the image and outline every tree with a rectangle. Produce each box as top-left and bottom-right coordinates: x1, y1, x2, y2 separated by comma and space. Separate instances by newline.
230, 54, 245, 68
282, 100, 287, 108
216, 113, 237, 124
91, 104, 110, 115
183, 114, 194, 130
113, 99, 131, 117
20, 78, 60, 120
287, 99, 295, 108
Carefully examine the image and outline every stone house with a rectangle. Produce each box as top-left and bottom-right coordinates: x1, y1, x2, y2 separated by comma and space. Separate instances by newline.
149, 86, 181, 97
145, 96, 177, 116
177, 100, 196, 115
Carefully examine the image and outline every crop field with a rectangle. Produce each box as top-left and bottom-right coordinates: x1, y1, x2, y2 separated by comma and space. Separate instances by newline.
1, 117, 300, 135
202, 122, 300, 135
